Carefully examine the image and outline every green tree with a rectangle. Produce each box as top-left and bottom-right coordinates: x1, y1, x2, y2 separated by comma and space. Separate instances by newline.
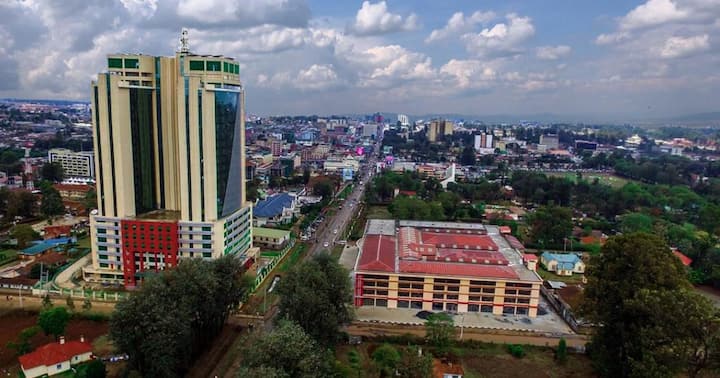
581, 232, 697, 377
10, 224, 39, 249
83, 189, 97, 213
276, 253, 354, 347
459, 146, 476, 166
313, 180, 334, 199
66, 296, 75, 312
372, 344, 401, 377
396, 346, 433, 378
619, 212, 654, 234
42, 293, 52, 309
41, 162, 64, 183
38, 306, 71, 339
82, 298, 92, 312
40, 181, 65, 218
557, 338, 567, 364
81, 359, 107, 378
528, 205, 573, 247
238, 320, 337, 378
425, 313, 454, 354
6, 326, 40, 355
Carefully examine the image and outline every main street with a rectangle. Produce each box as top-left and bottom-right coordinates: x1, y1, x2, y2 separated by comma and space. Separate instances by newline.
307, 138, 381, 257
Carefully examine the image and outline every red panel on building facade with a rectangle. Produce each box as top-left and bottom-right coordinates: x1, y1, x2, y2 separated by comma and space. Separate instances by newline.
120, 220, 179, 287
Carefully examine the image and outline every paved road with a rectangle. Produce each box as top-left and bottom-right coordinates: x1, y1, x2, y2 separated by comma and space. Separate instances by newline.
308, 139, 381, 257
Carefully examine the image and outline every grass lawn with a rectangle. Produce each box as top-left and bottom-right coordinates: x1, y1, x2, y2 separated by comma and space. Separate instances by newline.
543, 171, 632, 189
536, 266, 586, 284
331, 244, 344, 260
0, 249, 18, 267
366, 205, 392, 219
278, 244, 307, 273
76, 236, 91, 249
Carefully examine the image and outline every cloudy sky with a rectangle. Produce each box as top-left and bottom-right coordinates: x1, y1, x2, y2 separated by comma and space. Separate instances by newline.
1, 0, 719, 119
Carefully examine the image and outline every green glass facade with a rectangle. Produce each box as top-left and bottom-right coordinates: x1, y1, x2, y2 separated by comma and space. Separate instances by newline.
129, 88, 157, 215
214, 91, 243, 218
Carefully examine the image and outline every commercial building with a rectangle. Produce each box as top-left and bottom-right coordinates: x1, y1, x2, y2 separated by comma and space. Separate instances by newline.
48, 148, 95, 179
253, 227, 291, 250
83, 40, 253, 287
539, 134, 559, 150
253, 193, 298, 227
427, 120, 454, 142
354, 220, 542, 317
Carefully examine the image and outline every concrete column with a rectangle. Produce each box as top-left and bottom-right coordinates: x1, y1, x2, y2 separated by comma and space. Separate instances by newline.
458, 279, 470, 313
493, 281, 505, 316
422, 277, 434, 311
387, 275, 398, 309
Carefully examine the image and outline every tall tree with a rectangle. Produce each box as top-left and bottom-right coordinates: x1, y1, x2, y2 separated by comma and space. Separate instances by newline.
39, 181, 64, 218
459, 146, 476, 166
276, 253, 354, 347
581, 232, 701, 377
41, 162, 65, 183
425, 313, 454, 354
396, 346, 433, 378
238, 320, 337, 378
372, 344, 401, 377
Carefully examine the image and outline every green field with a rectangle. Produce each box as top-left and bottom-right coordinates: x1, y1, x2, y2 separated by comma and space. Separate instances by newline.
365, 205, 392, 219
543, 171, 632, 188
0, 250, 18, 267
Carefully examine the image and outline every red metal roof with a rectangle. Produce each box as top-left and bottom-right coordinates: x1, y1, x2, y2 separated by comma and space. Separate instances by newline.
499, 226, 512, 234
420, 232, 497, 250
357, 235, 396, 272
434, 249, 508, 265
399, 261, 518, 279
673, 250, 693, 267
19, 340, 92, 370
504, 235, 525, 251
523, 253, 538, 262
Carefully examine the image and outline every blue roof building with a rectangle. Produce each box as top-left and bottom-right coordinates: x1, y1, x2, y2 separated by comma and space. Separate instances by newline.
540, 252, 585, 276
253, 193, 298, 226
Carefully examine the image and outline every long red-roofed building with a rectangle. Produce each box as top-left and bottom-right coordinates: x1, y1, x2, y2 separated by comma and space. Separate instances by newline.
354, 220, 543, 317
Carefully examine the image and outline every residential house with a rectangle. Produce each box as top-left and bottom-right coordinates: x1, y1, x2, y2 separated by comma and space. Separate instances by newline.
540, 252, 585, 276
253, 193, 298, 227
19, 337, 93, 378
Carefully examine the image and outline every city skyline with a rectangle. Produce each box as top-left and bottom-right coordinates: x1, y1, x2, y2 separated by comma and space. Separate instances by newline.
0, 0, 719, 119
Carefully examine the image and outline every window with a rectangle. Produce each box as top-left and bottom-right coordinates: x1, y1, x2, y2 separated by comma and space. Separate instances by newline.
468, 304, 480, 312
97, 228, 107, 234
376, 299, 388, 307
469, 296, 481, 301
398, 300, 410, 308
57, 364, 62, 369
206, 61, 221, 71
481, 305, 493, 313
482, 296, 493, 302
189, 60, 205, 70
203, 243, 211, 249
432, 302, 443, 311
108, 58, 123, 68
503, 306, 515, 314
433, 293, 443, 299
202, 235, 211, 240
124, 58, 139, 69
517, 307, 529, 315
99, 246, 107, 251
98, 237, 107, 242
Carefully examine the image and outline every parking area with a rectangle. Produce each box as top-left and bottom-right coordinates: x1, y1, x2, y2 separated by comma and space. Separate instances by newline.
354, 298, 573, 334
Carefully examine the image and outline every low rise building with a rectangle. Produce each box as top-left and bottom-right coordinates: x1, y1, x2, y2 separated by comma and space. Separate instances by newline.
540, 252, 585, 276
253, 193, 298, 227
19, 337, 93, 378
253, 227, 291, 250
354, 220, 542, 317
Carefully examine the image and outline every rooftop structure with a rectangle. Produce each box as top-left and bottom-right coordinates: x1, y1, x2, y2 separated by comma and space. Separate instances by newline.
354, 219, 542, 317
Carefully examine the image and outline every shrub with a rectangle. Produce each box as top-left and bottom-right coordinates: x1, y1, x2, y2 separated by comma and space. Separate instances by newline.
507, 344, 525, 358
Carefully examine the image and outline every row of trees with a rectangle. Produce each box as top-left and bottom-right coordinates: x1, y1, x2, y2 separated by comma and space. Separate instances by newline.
109, 256, 252, 377
238, 253, 354, 376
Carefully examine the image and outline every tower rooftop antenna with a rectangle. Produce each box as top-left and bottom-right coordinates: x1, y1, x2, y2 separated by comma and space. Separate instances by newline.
180, 28, 189, 53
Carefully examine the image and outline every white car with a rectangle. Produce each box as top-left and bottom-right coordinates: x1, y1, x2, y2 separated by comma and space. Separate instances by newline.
333, 229, 338, 234
323, 241, 329, 248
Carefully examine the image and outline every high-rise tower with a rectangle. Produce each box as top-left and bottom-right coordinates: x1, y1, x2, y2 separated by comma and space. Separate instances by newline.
83, 39, 253, 287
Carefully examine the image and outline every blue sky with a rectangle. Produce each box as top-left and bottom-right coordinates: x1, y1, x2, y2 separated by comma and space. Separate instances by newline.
1, 0, 718, 120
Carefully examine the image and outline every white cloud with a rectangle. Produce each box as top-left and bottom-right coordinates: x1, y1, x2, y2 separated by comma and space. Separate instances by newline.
425, 11, 495, 43
595, 32, 631, 45
620, 0, 689, 30
536, 45, 571, 60
120, 0, 158, 18
259, 64, 342, 91
462, 13, 535, 57
350, 1, 418, 35
176, 0, 310, 28
439, 59, 497, 89
660, 34, 710, 57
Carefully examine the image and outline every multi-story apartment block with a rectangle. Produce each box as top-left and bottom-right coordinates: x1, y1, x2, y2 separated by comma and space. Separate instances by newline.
83, 42, 253, 287
48, 149, 95, 179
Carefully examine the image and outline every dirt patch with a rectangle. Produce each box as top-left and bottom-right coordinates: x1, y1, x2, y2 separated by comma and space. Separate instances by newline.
460, 347, 596, 378
558, 285, 584, 310
0, 309, 109, 371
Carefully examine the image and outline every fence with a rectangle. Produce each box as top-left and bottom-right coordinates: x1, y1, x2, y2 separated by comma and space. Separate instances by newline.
253, 238, 296, 291
31, 287, 129, 302
540, 285, 580, 333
